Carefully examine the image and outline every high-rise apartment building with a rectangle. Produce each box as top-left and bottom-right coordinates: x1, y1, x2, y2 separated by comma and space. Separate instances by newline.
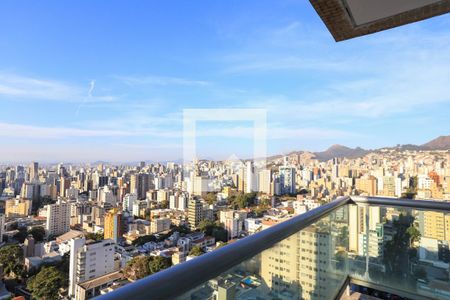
29, 161, 38, 181
123, 193, 137, 212
421, 211, 450, 242
60, 176, 71, 198
21, 182, 40, 200
69, 238, 116, 299
279, 166, 296, 195
130, 173, 150, 200
219, 210, 247, 240
258, 169, 272, 195
45, 199, 70, 236
5, 198, 31, 218
355, 176, 377, 196
188, 198, 203, 229
260, 227, 334, 299
245, 161, 255, 193
104, 208, 124, 243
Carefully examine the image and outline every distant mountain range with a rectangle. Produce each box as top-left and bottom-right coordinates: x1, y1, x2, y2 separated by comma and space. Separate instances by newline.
85, 135, 450, 165
421, 135, 450, 150
311, 135, 450, 161
313, 144, 369, 161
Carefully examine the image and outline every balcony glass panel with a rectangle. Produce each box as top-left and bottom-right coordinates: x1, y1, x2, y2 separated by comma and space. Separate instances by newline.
174, 206, 349, 300
348, 204, 450, 299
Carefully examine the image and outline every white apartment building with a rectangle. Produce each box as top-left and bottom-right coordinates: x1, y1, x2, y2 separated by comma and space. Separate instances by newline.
244, 218, 262, 235
45, 199, 70, 236
97, 186, 116, 206
123, 193, 137, 212
245, 161, 256, 193
169, 193, 187, 211
418, 174, 434, 190
220, 210, 247, 240
279, 166, 296, 195
261, 227, 334, 299
69, 237, 116, 299
150, 217, 171, 234
258, 169, 272, 195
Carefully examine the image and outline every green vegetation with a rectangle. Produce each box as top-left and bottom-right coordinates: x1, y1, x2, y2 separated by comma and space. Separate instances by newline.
159, 200, 169, 209
403, 176, 418, 199
0, 244, 24, 279
204, 192, 217, 205
85, 232, 104, 241
32, 196, 56, 214
28, 226, 46, 242
169, 224, 191, 235
13, 227, 28, 243
132, 225, 192, 246
27, 266, 67, 300
149, 256, 171, 274
337, 226, 349, 248
230, 192, 257, 209
14, 226, 46, 243
123, 255, 172, 281
188, 245, 204, 257
406, 224, 421, 246
197, 220, 228, 242
132, 234, 157, 246
252, 204, 269, 218
383, 214, 417, 277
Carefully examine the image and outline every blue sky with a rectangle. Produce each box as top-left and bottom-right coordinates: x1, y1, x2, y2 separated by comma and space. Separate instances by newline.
0, 0, 450, 163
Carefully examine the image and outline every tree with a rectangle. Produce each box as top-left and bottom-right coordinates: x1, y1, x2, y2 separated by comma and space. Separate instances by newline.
232, 192, 257, 209
204, 192, 217, 205
197, 220, 228, 242
132, 234, 156, 246
0, 245, 24, 279
27, 266, 67, 300
85, 232, 104, 241
28, 226, 46, 242
123, 256, 172, 281
383, 214, 415, 276
123, 256, 151, 281
189, 245, 204, 257
14, 226, 46, 243
149, 256, 171, 274
169, 225, 191, 235
211, 226, 228, 243
36, 196, 56, 211
198, 220, 215, 235
407, 224, 421, 247
13, 227, 28, 243
160, 200, 169, 209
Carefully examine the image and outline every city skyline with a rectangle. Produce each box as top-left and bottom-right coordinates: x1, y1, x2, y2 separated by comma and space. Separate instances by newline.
1, 1, 450, 162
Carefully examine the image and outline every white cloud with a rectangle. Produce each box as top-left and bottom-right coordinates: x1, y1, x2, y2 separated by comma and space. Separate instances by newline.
0, 122, 133, 138
0, 73, 115, 102
231, 22, 450, 120
116, 75, 209, 86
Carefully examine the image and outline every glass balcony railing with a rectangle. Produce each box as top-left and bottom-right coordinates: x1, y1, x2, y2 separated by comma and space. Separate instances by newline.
97, 196, 450, 300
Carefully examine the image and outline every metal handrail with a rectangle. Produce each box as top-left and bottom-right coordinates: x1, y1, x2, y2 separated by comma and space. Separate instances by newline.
96, 196, 352, 300
96, 196, 450, 300
352, 196, 450, 212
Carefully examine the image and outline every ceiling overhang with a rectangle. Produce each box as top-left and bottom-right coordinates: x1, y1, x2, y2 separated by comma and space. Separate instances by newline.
310, 0, 450, 41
